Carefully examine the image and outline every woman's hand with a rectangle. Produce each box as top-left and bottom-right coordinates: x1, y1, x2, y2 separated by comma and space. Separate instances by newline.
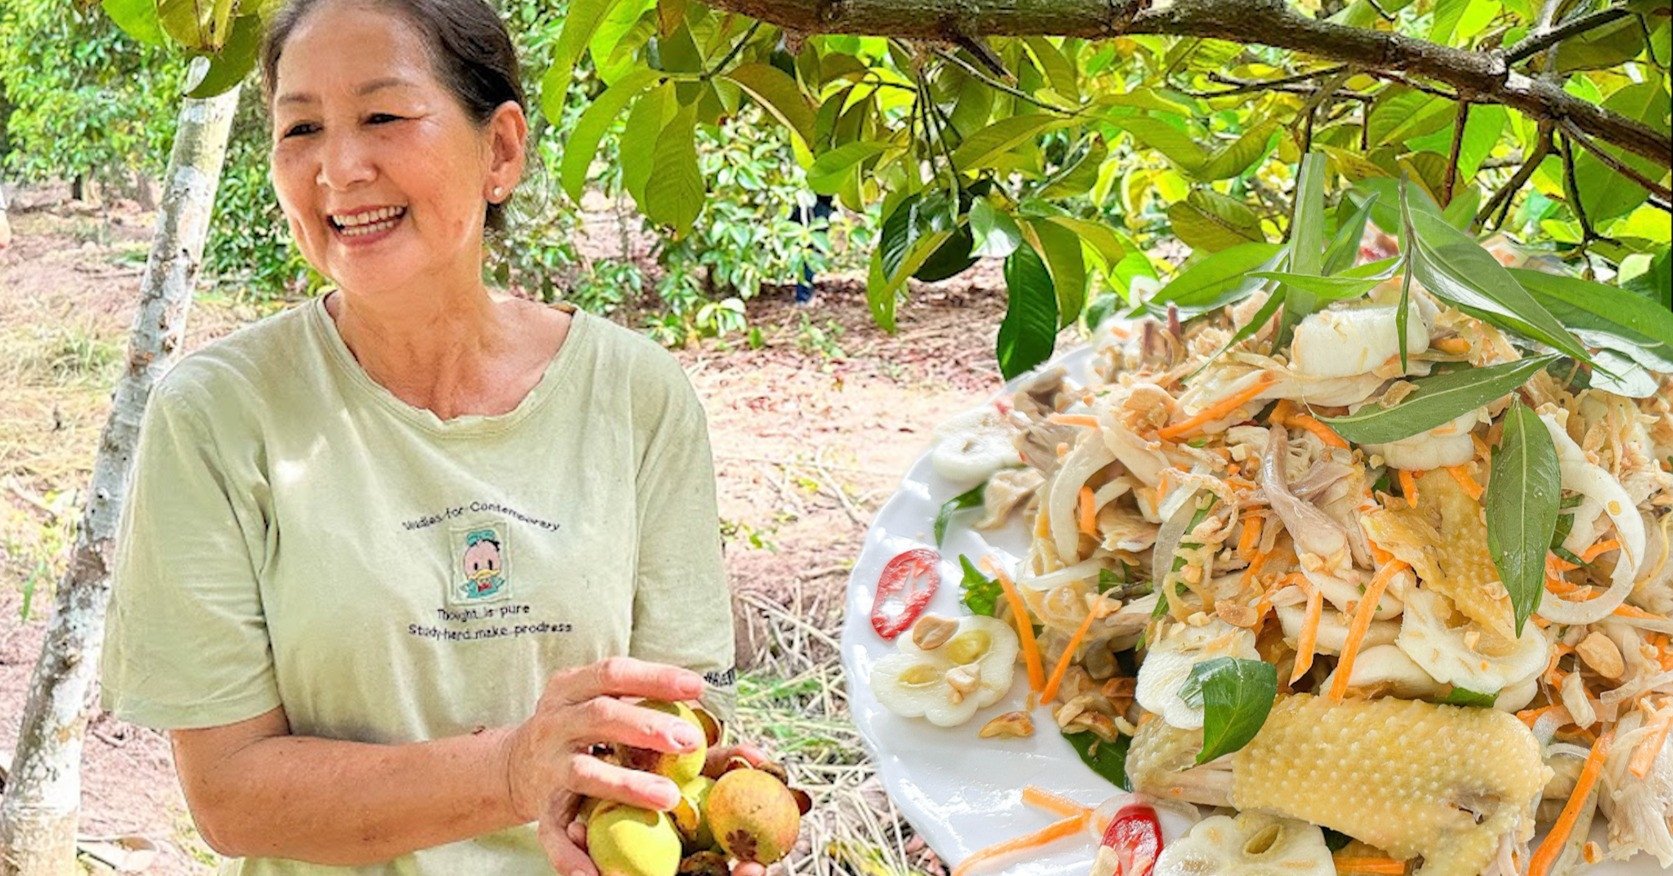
541, 734, 779, 876
501, 657, 705, 874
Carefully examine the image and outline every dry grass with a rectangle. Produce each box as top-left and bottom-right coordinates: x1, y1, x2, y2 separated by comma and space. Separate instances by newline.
732, 586, 945, 875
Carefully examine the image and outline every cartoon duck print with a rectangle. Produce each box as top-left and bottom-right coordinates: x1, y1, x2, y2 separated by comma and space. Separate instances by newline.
459, 529, 506, 601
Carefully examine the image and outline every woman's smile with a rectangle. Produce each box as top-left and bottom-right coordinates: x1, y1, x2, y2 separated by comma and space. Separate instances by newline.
328, 205, 408, 246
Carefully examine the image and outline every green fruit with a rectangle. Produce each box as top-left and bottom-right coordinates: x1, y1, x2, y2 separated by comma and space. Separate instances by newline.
706, 769, 801, 865
672, 775, 717, 852
616, 700, 708, 785
587, 805, 683, 876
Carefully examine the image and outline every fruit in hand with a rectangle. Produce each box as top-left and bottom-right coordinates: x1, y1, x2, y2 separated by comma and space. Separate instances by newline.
587, 803, 684, 876
705, 768, 802, 865
615, 700, 710, 785
675, 850, 729, 876
672, 775, 718, 852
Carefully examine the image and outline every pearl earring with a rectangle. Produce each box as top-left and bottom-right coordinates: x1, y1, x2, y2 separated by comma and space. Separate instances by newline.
492, 186, 503, 198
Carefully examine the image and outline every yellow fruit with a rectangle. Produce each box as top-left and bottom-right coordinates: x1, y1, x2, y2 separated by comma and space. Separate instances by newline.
615, 700, 708, 785
587, 805, 683, 876
672, 775, 718, 852
706, 769, 801, 865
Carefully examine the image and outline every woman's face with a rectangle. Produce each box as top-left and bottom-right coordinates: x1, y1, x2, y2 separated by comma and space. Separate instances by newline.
268, 1, 523, 296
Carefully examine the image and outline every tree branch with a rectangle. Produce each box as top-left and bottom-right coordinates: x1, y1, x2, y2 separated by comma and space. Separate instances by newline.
1477, 122, 1553, 229
1557, 117, 1673, 209
1504, 5, 1633, 65
706, 0, 1671, 164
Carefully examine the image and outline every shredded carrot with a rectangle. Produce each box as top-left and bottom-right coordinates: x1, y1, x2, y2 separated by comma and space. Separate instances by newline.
1291, 582, 1325, 684
1049, 413, 1101, 428
1547, 553, 1580, 574
1518, 703, 1567, 728
1290, 413, 1350, 450
1237, 513, 1264, 561
994, 568, 1046, 693
1581, 539, 1622, 563
1434, 337, 1471, 355
1020, 786, 1091, 818
1158, 373, 1277, 442
1528, 731, 1615, 876
951, 813, 1089, 876
1077, 486, 1097, 537
1040, 607, 1100, 704
1613, 603, 1666, 621
1269, 398, 1297, 426
1333, 856, 1410, 875
1368, 538, 1394, 566
1398, 469, 1420, 507
1328, 560, 1407, 702
1446, 464, 1484, 501
1630, 710, 1673, 779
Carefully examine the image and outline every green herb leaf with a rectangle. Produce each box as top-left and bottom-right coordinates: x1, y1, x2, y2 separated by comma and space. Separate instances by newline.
1509, 268, 1673, 372
1063, 730, 1132, 792
1136, 242, 1286, 320
1487, 399, 1560, 637
1277, 152, 1328, 344
1248, 258, 1399, 303
1400, 184, 1592, 364
1189, 657, 1278, 764
1322, 354, 1558, 445
1323, 191, 1380, 276
958, 556, 1001, 617
1440, 686, 1498, 708
1322, 829, 1354, 852
935, 483, 987, 546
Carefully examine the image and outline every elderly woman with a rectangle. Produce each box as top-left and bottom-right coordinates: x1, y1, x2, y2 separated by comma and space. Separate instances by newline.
98, 1, 764, 873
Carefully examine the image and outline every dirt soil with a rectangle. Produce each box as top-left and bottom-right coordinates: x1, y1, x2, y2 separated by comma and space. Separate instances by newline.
0, 190, 1008, 873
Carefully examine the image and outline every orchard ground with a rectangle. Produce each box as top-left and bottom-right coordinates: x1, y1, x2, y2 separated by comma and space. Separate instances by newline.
0, 184, 1013, 874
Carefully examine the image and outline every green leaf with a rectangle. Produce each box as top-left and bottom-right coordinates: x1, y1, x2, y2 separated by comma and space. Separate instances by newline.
1167, 189, 1265, 252
1573, 83, 1672, 223
937, 484, 988, 546
1322, 354, 1559, 445
997, 243, 1059, 380
1440, 686, 1498, 708
1249, 259, 1398, 302
1024, 36, 1080, 101
1142, 242, 1286, 319
1323, 191, 1379, 276
547, 0, 618, 96
723, 62, 816, 148
913, 227, 978, 283
1029, 219, 1088, 329
1371, 90, 1452, 147
971, 198, 1022, 259
1401, 185, 1592, 363
621, 84, 675, 204
1194, 121, 1280, 182
102, 0, 167, 46
158, 0, 234, 50
1278, 153, 1328, 341
559, 69, 660, 200
958, 555, 1002, 617
183, 14, 261, 98
1186, 658, 1278, 764
1510, 268, 1673, 372
1112, 117, 1210, 171
952, 115, 1072, 170
807, 142, 887, 196
1044, 217, 1127, 268
642, 103, 705, 236
1064, 730, 1132, 791
1487, 399, 1560, 637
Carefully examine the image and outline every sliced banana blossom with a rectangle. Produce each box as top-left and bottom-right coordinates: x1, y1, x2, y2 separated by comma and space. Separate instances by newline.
930, 406, 1018, 485
869, 616, 1019, 727
1136, 619, 1259, 730
1261, 425, 1351, 565
1537, 412, 1647, 624
1396, 589, 1550, 693
1154, 813, 1336, 876
974, 467, 1044, 530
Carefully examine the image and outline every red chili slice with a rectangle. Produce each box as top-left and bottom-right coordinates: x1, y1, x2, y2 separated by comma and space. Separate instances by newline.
1100, 802, 1162, 876
870, 548, 941, 639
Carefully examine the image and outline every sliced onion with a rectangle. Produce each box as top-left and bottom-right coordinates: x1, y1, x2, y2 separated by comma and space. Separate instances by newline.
1018, 558, 1106, 592
1152, 491, 1202, 593
1048, 438, 1117, 563
1535, 414, 1647, 624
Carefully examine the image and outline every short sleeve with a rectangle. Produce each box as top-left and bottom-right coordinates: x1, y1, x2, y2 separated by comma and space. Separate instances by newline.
627, 364, 737, 723
100, 376, 281, 730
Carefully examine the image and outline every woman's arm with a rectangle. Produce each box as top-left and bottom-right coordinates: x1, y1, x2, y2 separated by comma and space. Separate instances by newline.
173, 658, 705, 868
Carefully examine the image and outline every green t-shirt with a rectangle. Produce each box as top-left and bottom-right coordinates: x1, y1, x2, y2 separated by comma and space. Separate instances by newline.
100, 295, 737, 874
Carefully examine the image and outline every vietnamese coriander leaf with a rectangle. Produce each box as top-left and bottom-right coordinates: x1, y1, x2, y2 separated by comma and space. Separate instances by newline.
935, 481, 987, 546
1187, 657, 1278, 764
1321, 354, 1558, 445
1064, 728, 1132, 791
1248, 257, 1399, 303
1134, 242, 1285, 320
1276, 152, 1327, 347
1487, 399, 1560, 637
1322, 190, 1379, 276
1440, 687, 1498, 708
1399, 181, 1592, 364
957, 555, 1001, 617
1509, 268, 1673, 373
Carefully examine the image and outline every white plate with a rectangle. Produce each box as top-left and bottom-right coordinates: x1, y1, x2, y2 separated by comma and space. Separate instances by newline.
838, 343, 1658, 874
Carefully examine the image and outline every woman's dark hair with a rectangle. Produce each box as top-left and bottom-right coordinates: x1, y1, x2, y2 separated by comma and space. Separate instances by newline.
260, 0, 525, 233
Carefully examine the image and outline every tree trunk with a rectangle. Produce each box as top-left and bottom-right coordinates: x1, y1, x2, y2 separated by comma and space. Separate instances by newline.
0, 84, 240, 876
0, 182, 11, 251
